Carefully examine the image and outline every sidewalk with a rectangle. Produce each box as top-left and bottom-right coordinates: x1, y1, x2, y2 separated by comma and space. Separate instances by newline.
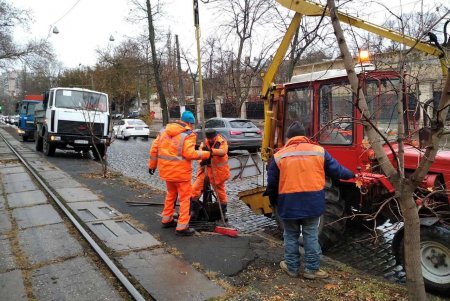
0, 127, 225, 301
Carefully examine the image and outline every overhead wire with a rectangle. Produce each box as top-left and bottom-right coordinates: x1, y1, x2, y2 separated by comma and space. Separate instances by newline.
46, 0, 82, 38
52, 0, 82, 25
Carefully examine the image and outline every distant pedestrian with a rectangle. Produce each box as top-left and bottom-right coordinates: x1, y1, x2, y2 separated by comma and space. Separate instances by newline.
191, 128, 230, 219
266, 122, 354, 279
148, 111, 210, 236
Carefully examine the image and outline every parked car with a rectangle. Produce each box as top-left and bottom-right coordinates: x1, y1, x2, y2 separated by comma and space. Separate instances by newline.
112, 113, 124, 119
112, 119, 150, 140
127, 111, 143, 119
9, 115, 19, 126
195, 117, 262, 153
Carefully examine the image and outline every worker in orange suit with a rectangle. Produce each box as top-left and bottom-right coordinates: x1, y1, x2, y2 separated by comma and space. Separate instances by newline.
191, 128, 230, 218
148, 111, 210, 236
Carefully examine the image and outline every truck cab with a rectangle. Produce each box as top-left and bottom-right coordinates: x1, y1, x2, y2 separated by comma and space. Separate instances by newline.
18, 95, 43, 141
34, 87, 110, 159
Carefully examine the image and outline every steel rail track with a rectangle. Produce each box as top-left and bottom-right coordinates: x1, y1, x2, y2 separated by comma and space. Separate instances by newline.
0, 132, 146, 301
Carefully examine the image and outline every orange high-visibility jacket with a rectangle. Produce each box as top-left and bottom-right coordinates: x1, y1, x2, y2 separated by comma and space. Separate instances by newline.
274, 137, 325, 194
266, 136, 353, 219
199, 134, 230, 184
148, 121, 210, 182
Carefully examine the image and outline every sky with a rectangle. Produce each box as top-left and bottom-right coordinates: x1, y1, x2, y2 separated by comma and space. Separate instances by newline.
13, 0, 216, 69
12, 0, 449, 70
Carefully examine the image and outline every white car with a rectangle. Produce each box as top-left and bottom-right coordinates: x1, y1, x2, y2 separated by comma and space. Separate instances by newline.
113, 119, 150, 140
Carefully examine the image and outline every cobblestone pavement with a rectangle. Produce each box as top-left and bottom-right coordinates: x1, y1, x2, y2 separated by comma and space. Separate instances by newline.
324, 221, 407, 284
107, 138, 277, 234
107, 138, 413, 285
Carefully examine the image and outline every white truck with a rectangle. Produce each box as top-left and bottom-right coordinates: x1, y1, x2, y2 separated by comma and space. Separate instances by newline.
34, 87, 110, 159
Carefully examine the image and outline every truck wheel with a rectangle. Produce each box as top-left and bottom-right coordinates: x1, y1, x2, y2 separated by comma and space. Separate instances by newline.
271, 178, 346, 250
318, 178, 346, 251
22, 135, 28, 142
43, 135, 56, 156
35, 132, 43, 152
396, 224, 450, 295
92, 144, 106, 160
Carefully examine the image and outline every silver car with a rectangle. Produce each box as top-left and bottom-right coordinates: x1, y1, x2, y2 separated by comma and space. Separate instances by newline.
195, 118, 262, 153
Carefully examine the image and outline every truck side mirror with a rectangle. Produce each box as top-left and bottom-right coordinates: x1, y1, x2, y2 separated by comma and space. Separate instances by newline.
111, 102, 116, 111
43, 92, 49, 109
418, 127, 432, 149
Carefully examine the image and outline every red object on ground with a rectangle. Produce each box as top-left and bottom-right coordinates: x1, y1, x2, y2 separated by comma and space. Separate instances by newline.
24, 95, 43, 101
214, 226, 238, 237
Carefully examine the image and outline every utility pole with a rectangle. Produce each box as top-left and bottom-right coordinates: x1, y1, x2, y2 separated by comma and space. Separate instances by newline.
193, 0, 205, 133
176, 35, 186, 116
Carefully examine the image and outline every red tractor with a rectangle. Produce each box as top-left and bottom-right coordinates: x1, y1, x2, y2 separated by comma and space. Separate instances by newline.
237, 1, 450, 293
240, 62, 450, 294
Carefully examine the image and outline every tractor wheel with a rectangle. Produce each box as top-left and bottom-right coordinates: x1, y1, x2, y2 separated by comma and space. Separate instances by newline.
318, 178, 346, 251
271, 177, 346, 250
396, 224, 450, 295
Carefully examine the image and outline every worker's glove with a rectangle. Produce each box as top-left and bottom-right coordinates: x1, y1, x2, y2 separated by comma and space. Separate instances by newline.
203, 146, 215, 157
148, 168, 156, 175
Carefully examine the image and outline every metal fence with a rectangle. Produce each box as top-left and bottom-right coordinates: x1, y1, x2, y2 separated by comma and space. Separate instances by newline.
168, 101, 265, 120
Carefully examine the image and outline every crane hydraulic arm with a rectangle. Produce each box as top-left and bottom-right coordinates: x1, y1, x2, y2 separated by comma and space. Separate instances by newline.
261, 0, 449, 161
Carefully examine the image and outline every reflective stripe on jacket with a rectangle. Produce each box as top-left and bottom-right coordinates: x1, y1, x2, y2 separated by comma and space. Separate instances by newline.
199, 134, 230, 184
274, 139, 325, 194
266, 136, 354, 220
148, 121, 210, 182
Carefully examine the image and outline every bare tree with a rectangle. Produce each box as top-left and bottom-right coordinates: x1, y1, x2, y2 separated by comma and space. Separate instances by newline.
128, 0, 170, 125
175, 34, 186, 114
326, 0, 450, 299
208, 0, 278, 117
0, 0, 54, 69
181, 49, 199, 117
145, 0, 169, 125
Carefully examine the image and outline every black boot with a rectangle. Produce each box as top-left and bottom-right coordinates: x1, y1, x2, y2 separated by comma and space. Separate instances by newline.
162, 219, 177, 228
176, 228, 196, 236
221, 204, 228, 222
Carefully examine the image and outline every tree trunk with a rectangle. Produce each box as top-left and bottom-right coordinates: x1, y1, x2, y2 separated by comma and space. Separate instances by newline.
146, 0, 169, 125
175, 35, 186, 116
399, 184, 427, 301
287, 27, 300, 81
326, 1, 428, 299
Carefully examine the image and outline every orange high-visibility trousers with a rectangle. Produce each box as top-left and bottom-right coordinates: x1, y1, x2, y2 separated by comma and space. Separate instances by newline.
192, 170, 227, 204
161, 181, 192, 231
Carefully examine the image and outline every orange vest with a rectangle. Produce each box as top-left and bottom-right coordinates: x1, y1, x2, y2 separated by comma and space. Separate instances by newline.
200, 134, 230, 183
149, 121, 209, 182
274, 136, 325, 194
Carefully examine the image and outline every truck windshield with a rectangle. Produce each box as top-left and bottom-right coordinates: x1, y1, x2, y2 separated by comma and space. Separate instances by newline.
366, 79, 401, 142
20, 102, 37, 115
55, 90, 107, 112
27, 103, 36, 115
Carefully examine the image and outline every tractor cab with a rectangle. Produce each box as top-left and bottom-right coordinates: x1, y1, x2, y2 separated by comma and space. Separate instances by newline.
272, 64, 418, 174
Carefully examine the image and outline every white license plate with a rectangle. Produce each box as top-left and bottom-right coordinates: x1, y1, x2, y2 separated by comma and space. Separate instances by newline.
135, 127, 143, 130
74, 140, 89, 144
244, 133, 256, 137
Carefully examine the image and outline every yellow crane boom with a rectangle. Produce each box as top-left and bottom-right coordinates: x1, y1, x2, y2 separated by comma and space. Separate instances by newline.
260, 0, 449, 161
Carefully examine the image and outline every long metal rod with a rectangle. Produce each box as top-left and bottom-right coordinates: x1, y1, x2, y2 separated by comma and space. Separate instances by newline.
0, 132, 146, 301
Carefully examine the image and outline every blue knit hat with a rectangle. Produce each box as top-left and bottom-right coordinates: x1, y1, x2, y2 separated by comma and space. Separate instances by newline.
181, 111, 195, 124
